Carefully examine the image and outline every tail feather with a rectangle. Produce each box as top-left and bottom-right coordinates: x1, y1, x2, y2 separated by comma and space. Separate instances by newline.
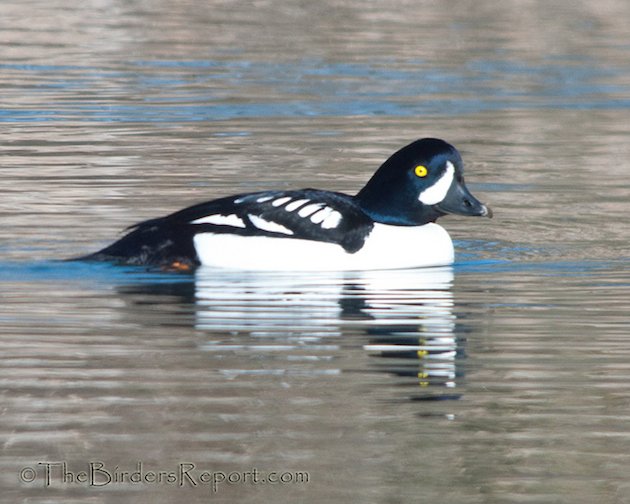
73, 220, 199, 270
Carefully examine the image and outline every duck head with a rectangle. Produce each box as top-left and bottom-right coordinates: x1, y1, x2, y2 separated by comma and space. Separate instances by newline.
356, 138, 492, 225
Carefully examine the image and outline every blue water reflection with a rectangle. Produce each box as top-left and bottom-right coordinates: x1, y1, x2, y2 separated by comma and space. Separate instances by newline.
2, 56, 628, 123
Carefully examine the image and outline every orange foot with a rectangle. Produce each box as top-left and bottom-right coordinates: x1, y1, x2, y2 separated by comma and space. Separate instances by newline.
166, 260, 193, 272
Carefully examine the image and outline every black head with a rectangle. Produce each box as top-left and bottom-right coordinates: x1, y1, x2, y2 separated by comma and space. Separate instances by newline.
355, 138, 491, 225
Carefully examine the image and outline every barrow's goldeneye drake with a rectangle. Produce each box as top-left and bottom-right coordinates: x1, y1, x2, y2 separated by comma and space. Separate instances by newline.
78, 138, 491, 271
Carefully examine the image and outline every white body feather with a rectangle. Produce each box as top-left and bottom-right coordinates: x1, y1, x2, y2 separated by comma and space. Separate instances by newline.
193, 222, 454, 271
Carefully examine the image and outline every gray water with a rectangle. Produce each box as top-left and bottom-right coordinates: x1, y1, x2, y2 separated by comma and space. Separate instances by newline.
2, 1, 630, 503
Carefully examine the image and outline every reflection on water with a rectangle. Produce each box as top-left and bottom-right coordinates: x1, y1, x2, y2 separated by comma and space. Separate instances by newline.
195, 267, 459, 399
115, 267, 462, 402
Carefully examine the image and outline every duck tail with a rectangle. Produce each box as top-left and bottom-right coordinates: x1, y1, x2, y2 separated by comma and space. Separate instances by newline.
70, 219, 199, 271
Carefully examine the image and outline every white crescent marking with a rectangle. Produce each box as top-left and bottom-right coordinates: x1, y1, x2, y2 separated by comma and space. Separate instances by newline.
418, 161, 455, 205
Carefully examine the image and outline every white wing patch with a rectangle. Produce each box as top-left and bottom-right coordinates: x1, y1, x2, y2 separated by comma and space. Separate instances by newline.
196, 193, 345, 237
191, 214, 246, 228
310, 207, 334, 224
418, 161, 455, 205
297, 203, 324, 217
285, 199, 310, 212
321, 210, 342, 229
263, 196, 343, 230
248, 214, 294, 235
271, 196, 292, 207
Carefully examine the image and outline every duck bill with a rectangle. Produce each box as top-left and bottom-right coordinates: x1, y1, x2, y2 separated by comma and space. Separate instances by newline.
435, 181, 492, 218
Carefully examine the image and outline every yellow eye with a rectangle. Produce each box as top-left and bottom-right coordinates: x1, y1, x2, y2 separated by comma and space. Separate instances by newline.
414, 165, 428, 177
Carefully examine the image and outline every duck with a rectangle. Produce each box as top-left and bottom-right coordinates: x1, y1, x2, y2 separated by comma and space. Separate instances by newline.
78, 138, 492, 271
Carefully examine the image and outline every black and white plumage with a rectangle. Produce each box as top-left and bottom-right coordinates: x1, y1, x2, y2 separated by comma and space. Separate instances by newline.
78, 138, 491, 271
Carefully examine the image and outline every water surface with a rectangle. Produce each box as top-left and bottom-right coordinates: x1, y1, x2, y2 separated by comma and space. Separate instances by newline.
2, 1, 630, 503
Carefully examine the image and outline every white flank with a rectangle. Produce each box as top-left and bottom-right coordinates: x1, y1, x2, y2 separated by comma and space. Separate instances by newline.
193, 222, 454, 271
285, 199, 310, 212
248, 214, 294, 235
297, 203, 324, 217
418, 161, 455, 205
321, 210, 342, 229
191, 214, 246, 228
271, 196, 292, 207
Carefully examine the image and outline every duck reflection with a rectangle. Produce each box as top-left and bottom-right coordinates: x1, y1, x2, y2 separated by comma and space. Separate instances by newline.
115, 266, 462, 401
194, 266, 461, 400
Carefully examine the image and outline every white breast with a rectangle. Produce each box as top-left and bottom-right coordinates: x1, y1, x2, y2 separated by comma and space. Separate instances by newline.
192, 223, 454, 271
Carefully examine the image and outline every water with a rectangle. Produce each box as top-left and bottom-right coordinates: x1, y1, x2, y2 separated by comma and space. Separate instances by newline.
2, 1, 630, 503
